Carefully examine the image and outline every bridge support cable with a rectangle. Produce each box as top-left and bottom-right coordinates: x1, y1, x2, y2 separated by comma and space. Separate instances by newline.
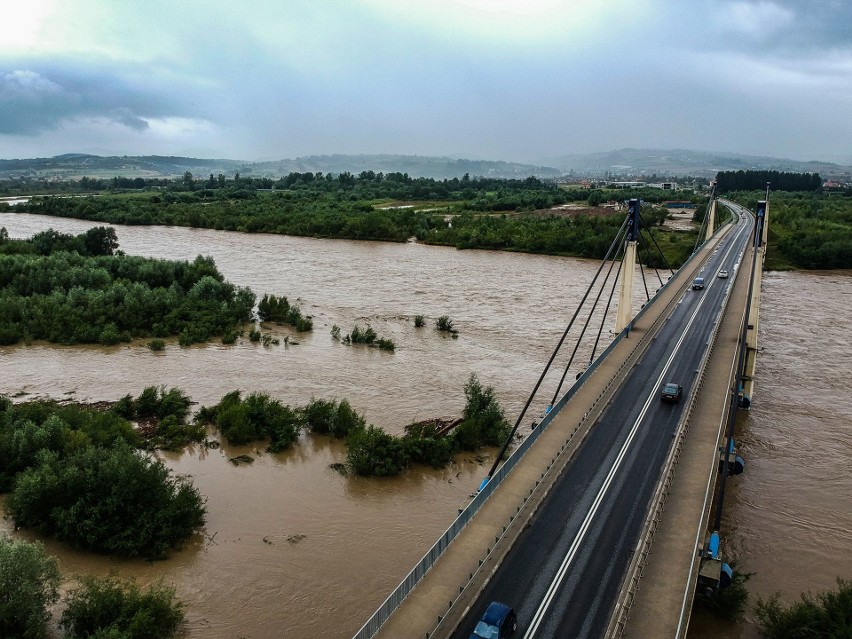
638, 211, 676, 276
550, 237, 626, 405
588, 251, 624, 366
636, 227, 665, 290
482, 215, 631, 485
693, 182, 717, 254
714, 205, 764, 531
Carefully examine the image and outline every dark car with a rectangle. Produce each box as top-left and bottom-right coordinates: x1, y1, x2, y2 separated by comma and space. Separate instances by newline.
692, 277, 705, 290
661, 382, 682, 403
471, 601, 517, 639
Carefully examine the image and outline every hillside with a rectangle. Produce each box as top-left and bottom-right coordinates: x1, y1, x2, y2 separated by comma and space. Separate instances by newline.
544, 148, 852, 180
0, 153, 561, 181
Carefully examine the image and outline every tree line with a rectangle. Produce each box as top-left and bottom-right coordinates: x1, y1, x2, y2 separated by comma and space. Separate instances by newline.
716, 170, 821, 192
0, 227, 256, 346
726, 191, 852, 269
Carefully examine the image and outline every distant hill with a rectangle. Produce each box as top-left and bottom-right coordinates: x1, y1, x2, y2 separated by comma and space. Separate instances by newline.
0, 153, 561, 181
544, 148, 852, 180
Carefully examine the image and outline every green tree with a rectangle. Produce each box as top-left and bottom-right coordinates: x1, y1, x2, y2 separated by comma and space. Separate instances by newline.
0, 535, 60, 639
61, 574, 185, 639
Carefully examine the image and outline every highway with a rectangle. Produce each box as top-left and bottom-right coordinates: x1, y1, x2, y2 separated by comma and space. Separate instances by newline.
452, 208, 754, 639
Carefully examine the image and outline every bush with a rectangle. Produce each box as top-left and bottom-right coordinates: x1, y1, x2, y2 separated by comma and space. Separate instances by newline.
414, 315, 425, 327
7, 443, 206, 559
450, 373, 510, 450
201, 391, 302, 451
436, 315, 454, 332
697, 567, 751, 622
346, 426, 409, 477
302, 398, 365, 439
248, 327, 261, 342
755, 578, 852, 638
404, 435, 455, 469
147, 338, 166, 351
0, 535, 60, 639
376, 337, 395, 352
61, 574, 185, 639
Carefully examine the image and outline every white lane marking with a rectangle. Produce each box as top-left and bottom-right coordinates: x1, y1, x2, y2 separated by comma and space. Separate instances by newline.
522, 223, 749, 638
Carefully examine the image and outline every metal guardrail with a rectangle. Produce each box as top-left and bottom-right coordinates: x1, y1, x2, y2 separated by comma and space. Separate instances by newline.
605, 212, 744, 637
353, 224, 723, 639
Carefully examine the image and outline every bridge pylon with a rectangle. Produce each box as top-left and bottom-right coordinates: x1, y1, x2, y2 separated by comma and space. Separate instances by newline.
742, 196, 768, 402
615, 199, 640, 333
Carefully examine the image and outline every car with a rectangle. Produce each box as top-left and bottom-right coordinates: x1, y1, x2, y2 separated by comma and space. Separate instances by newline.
661, 382, 682, 403
471, 601, 517, 639
718, 270, 729, 279
692, 277, 705, 290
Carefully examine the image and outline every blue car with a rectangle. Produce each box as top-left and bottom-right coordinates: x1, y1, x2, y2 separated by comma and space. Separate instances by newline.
471, 601, 517, 639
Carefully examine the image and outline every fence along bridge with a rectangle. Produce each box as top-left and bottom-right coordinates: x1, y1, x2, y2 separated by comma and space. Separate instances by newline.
354, 188, 769, 639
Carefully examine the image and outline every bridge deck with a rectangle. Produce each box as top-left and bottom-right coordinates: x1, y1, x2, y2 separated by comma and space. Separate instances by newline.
372, 233, 726, 639
621, 240, 755, 638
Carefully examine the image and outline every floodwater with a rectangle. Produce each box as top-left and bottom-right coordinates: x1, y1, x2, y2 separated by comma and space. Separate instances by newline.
0, 212, 848, 638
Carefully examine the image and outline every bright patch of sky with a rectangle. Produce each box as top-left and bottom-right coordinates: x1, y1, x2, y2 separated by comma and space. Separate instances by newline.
0, 0, 850, 163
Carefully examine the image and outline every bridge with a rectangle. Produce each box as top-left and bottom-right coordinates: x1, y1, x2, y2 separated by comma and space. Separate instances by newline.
354, 192, 769, 639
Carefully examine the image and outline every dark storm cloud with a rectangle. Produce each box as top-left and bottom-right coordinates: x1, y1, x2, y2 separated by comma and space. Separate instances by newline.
0, 61, 190, 135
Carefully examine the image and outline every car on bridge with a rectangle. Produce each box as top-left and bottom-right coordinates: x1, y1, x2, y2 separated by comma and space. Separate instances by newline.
692, 277, 705, 290
471, 601, 517, 639
718, 269, 729, 279
661, 382, 682, 403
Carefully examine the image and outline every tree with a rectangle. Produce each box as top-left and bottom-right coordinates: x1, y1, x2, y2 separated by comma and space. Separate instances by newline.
82, 226, 119, 256
0, 535, 61, 639
181, 171, 194, 191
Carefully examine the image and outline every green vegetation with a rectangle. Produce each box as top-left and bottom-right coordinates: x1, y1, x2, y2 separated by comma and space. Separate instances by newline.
0, 397, 206, 558
61, 575, 185, 639
196, 375, 508, 477
257, 293, 313, 331
755, 579, 852, 638
726, 191, 852, 269
7, 443, 205, 559
112, 386, 204, 450
696, 568, 752, 622
3, 174, 702, 266
716, 169, 821, 192
0, 536, 60, 639
342, 324, 396, 351
0, 227, 255, 346
302, 398, 366, 439
344, 374, 510, 477
0, 536, 186, 639
413, 314, 425, 327
436, 315, 455, 332
196, 391, 302, 451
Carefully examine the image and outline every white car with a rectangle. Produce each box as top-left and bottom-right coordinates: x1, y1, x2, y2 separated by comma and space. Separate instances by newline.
718, 270, 729, 279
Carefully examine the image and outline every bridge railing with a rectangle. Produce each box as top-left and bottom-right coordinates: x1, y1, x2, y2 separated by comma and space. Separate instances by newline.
352, 218, 733, 639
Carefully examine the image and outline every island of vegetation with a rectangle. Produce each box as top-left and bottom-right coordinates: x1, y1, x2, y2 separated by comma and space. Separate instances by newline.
0, 226, 258, 346
196, 373, 510, 476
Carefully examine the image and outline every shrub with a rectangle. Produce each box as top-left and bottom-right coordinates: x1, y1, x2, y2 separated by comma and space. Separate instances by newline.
450, 373, 511, 450
348, 325, 377, 345
404, 435, 455, 469
414, 315, 425, 327
346, 426, 409, 477
0, 535, 60, 639
436, 315, 454, 332
61, 574, 185, 639
147, 338, 166, 351
202, 391, 302, 451
221, 330, 238, 344
330, 325, 341, 341
7, 443, 206, 559
755, 578, 852, 638
376, 337, 395, 352
302, 398, 366, 439
248, 327, 261, 342
698, 567, 752, 622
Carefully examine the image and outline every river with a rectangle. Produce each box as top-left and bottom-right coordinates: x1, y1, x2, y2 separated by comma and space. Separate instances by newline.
0, 212, 849, 638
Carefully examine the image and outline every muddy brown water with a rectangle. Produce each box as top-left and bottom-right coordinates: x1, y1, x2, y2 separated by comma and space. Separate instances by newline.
0, 213, 849, 638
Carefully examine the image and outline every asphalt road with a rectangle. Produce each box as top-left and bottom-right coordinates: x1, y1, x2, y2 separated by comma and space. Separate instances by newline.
452, 209, 754, 639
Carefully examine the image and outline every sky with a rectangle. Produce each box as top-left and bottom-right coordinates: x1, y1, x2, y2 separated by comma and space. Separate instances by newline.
1, 0, 850, 164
